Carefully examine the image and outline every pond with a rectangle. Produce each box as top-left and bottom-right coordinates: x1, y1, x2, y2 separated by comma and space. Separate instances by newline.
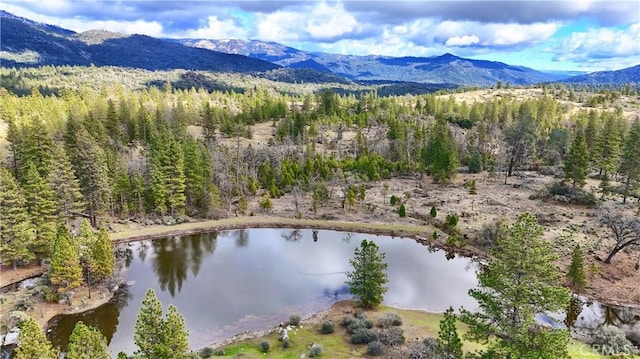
46, 228, 640, 355
47, 228, 480, 355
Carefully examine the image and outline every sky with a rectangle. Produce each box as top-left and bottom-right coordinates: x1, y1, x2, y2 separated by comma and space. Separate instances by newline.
1, 0, 639, 72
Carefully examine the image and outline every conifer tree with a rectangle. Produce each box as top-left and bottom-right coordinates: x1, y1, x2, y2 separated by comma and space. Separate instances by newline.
594, 115, 621, 185
66, 321, 110, 359
437, 307, 463, 359
564, 130, 589, 188
91, 228, 116, 282
620, 120, 640, 203
461, 213, 571, 358
567, 245, 587, 291
163, 304, 190, 358
165, 139, 187, 215
17, 117, 54, 180
48, 144, 85, 220
0, 168, 35, 268
50, 224, 83, 292
134, 289, 166, 358
22, 162, 57, 260
424, 118, 458, 184
346, 240, 389, 309
14, 317, 58, 359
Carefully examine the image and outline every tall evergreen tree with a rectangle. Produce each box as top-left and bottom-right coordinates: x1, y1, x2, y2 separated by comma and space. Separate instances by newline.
165, 139, 187, 215
594, 114, 621, 188
163, 304, 190, 358
66, 321, 110, 359
91, 228, 116, 282
620, 120, 640, 203
461, 213, 571, 359
48, 144, 84, 220
68, 129, 113, 220
50, 224, 83, 292
424, 118, 459, 184
22, 162, 57, 260
563, 130, 589, 188
567, 245, 587, 291
16, 117, 54, 180
437, 307, 463, 359
0, 168, 35, 268
14, 317, 58, 359
346, 239, 389, 309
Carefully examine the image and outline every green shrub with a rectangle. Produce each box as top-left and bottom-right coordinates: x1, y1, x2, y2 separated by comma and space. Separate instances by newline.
259, 197, 273, 211
377, 312, 403, 328
199, 347, 214, 358
351, 327, 378, 344
282, 337, 290, 349
366, 341, 384, 356
341, 315, 355, 327
347, 318, 374, 334
390, 195, 399, 206
592, 325, 633, 353
289, 314, 301, 326
398, 204, 406, 218
259, 340, 270, 353
379, 327, 405, 346
430, 204, 437, 218
309, 343, 323, 357
468, 151, 483, 173
214, 349, 225, 356
320, 321, 335, 334
446, 214, 459, 228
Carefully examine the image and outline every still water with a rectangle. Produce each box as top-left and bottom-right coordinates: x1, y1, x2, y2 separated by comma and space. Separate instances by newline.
47, 229, 479, 355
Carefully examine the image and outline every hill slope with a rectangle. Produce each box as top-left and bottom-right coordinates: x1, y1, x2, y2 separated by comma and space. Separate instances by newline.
563, 65, 640, 84
0, 11, 278, 73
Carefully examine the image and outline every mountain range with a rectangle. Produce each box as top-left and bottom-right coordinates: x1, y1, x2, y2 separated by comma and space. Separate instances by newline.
1, 10, 639, 87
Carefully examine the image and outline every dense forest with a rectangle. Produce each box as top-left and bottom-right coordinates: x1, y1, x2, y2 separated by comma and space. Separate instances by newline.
1, 65, 639, 273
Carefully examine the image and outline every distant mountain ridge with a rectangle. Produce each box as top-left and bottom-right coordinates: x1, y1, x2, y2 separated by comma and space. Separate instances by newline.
0, 11, 279, 73
177, 38, 568, 86
2, 10, 638, 87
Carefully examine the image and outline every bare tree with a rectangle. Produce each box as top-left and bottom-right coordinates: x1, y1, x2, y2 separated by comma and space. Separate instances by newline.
598, 204, 640, 264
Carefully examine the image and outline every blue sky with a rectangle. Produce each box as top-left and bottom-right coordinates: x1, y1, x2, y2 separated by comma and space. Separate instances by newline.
1, 0, 638, 72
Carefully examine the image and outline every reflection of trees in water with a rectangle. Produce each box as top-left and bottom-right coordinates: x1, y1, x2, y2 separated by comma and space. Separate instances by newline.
599, 305, 640, 327
234, 230, 249, 247
313, 230, 319, 242
151, 233, 217, 297
342, 232, 353, 243
48, 286, 132, 351
282, 229, 302, 241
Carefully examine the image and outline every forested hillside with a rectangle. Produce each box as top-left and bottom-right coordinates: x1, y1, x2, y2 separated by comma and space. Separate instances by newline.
1, 65, 639, 272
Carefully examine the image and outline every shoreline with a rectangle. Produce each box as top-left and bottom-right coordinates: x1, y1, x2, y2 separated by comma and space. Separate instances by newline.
2, 215, 637, 337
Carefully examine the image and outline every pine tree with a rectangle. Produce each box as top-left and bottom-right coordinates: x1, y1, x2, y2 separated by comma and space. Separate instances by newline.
0, 167, 35, 268
163, 304, 190, 358
134, 289, 166, 358
424, 118, 459, 184
460, 213, 571, 359
567, 245, 587, 291
14, 317, 58, 359
48, 144, 84, 220
620, 120, 640, 203
594, 115, 621, 188
91, 228, 116, 282
346, 240, 389, 309
17, 117, 54, 180
22, 162, 57, 260
50, 224, 83, 292
134, 289, 190, 359
66, 321, 110, 359
564, 130, 589, 188
437, 307, 463, 359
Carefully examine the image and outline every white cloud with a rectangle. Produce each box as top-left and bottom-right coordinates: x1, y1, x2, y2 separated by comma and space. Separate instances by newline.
181, 16, 249, 39
445, 35, 480, 47
558, 23, 640, 59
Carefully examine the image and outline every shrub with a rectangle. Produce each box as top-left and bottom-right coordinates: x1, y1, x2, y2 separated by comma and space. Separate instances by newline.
529, 181, 597, 206
214, 349, 225, 356
347, 318, 374, 334
259, 197, 273, 212
366, 341, 384, 356
199, 347, 214, 358
289, 314, 301, 326
342, 315, 356, 327
398, 204, 406, 218
390, 195, 399, 206
309, 343, 323, 357
351, 327, 378, 344
259, 340, 270, 353
430, 204, 437, 218
446, 214, 459, 228
282, 337, 291, 349
379, 327, 405, 346
468, 151, 483, 173
377, 312, 403, 328
592, 325, 633, 353
320, 321, 335, 334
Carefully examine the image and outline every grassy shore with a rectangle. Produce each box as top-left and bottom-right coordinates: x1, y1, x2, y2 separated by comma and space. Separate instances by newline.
211, 301, 631, 359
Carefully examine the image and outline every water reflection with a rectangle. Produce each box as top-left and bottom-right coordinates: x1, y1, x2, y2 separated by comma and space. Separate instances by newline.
46, 229, 482, 355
